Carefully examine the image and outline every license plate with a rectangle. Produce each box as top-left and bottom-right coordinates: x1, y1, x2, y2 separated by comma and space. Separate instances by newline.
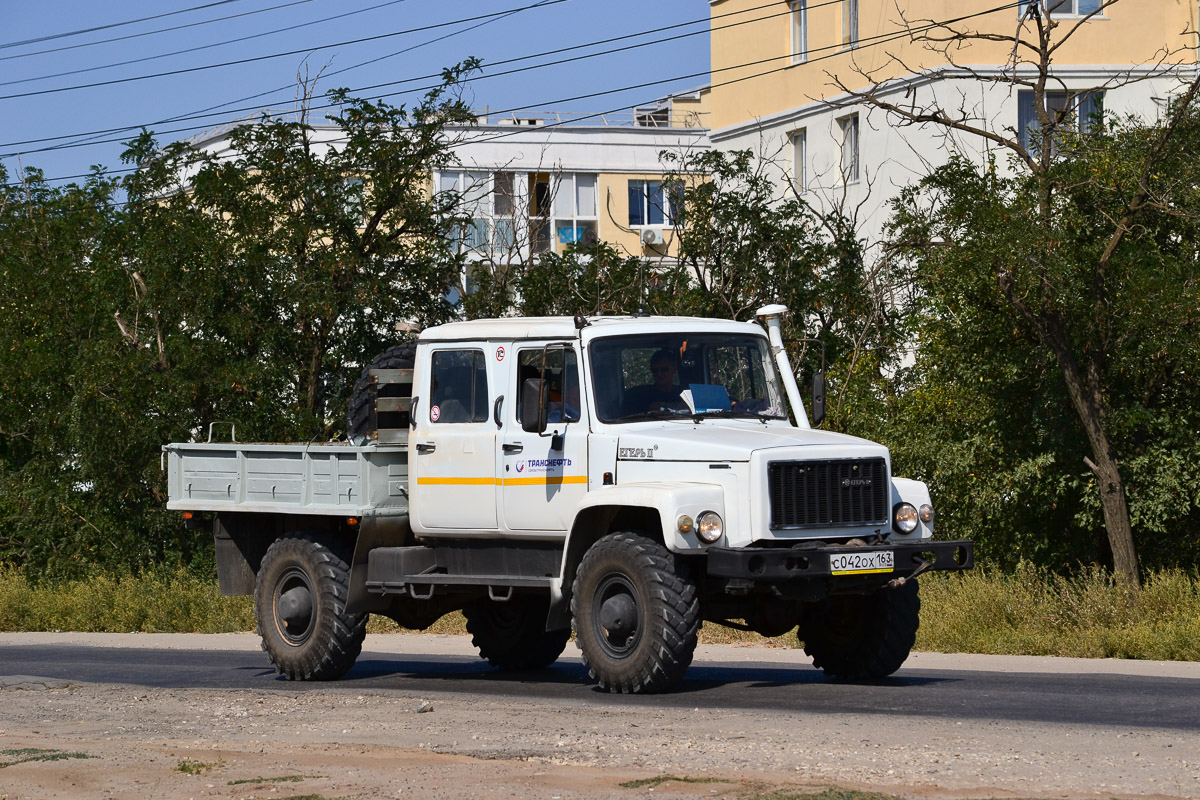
829, 550, 894, 575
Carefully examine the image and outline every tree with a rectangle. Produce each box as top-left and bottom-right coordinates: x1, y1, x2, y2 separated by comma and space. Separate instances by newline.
0, 68, 478, 575
834, 0, 1200, 585
664, 148, 907, 424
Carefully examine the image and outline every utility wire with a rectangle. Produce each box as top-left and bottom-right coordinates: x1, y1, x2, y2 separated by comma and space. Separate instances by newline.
3, 0, 1025, 191
37, 0, 561, 158
0, 0, 254, 51
0, 0, 804, 152
0, 0, 411, 86
0, 0, 319, 63
0, 0, 570, 102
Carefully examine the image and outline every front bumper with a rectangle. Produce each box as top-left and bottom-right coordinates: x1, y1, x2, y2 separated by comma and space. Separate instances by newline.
706, 539, 973, 582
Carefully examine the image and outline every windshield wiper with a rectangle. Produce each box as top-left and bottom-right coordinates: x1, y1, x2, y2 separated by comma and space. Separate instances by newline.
618, 409, 690, 422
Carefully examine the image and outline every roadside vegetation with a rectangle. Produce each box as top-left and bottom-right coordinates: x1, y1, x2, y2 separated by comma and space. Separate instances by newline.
2, 12, 1199, 650
3, 564, 1197, 661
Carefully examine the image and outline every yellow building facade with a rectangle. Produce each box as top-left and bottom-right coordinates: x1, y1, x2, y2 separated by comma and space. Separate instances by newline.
707, 0, 1198, 247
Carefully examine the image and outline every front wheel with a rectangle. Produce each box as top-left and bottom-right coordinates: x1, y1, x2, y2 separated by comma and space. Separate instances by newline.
571, 532, 699, 694
463, 594, 570, 670
800, 579, 920, 680
254, 534, 367, 681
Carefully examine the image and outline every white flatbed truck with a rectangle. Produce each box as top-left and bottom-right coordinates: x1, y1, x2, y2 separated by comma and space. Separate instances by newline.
165, 305, 972, 693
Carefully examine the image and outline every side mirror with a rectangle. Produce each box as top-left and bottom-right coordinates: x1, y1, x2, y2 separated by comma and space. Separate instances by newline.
521, 378, 549, 433
811, 371, 826, 427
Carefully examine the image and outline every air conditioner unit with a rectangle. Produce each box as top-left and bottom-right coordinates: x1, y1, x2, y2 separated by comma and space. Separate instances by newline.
640, 227, 666, 246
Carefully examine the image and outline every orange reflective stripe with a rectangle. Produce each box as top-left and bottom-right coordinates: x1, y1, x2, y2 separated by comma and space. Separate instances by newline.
502, 476, 588, 487
416, 477, 499, 486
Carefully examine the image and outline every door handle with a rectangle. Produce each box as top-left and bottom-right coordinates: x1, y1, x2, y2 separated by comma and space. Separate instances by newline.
415, 443, 436, 454
493, 395, 504, 428
502, 443, 523, 454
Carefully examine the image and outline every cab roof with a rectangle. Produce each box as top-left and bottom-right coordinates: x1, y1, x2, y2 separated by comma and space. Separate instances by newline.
419, 314, 763, 342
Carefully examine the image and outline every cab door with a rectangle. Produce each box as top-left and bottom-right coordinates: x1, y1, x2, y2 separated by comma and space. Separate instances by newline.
497, 343, 589, 532
411, 345, 498, 531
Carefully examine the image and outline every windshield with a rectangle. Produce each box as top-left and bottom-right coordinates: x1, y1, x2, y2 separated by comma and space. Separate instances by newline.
589, 333, 786, 423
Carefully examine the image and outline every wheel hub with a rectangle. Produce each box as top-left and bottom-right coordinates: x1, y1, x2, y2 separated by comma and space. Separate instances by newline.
274, 569, 315, 644
599, 593, 637, 642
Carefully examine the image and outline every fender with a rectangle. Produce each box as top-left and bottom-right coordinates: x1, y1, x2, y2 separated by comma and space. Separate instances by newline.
890, 477, 934, 539
546, 481, 725, 629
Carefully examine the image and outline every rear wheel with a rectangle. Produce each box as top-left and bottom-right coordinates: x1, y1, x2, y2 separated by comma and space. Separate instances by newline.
463, 594, 570, 670
346, 342, 416, 445
571, 532, 699, 694
800, 579, 920, 680
254, 534, 366, 681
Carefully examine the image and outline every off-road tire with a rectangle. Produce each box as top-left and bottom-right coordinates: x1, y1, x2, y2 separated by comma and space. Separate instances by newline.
254, 534, 367, 681
346, 342, 417, 445
571, 532, 699, 694
463, 595, 571, 670
801, 579, 920, 680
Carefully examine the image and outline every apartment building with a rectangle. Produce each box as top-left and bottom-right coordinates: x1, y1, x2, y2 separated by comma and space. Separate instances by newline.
707, 0, 1198, 246
438, 108, 709, 280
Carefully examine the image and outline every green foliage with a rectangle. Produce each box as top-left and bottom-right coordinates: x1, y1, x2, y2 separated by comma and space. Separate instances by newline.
0, 69, 475, 576
886, 107, 1200, 572
175, 759, 222, 775
0, 563, 253, 632
916, 565, 1200, 660
0, 748, 95, 768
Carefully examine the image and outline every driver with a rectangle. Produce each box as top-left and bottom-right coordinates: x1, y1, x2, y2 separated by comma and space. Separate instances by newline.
623, 348, 684, 414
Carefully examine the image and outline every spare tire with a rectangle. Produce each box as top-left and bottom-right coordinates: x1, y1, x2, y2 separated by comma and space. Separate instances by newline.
346, 342, 417, 445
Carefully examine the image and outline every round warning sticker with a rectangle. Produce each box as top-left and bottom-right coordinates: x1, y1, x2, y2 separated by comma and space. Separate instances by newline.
495, 345, 506, 361
430, 405, 441, 422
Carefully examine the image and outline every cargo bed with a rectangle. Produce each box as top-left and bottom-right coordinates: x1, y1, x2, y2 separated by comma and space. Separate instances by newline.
164, 441, 409, 518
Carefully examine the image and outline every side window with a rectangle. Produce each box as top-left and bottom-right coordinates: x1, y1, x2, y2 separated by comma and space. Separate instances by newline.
428, 350, 488, 424
517, 347, 580, 423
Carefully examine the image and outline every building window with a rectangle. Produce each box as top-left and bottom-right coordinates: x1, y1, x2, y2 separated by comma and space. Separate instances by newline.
1017, 90, 1104, 152
628, 180, 680, 226
440, 170, 491, 251
791, 1, 807, 64
790, 129, 806, 192
842, 0, 858, 48
553, 173, 598, 248
838, 114, 859, 184
429, 350, 489, 424
1020, 0, 1102, 15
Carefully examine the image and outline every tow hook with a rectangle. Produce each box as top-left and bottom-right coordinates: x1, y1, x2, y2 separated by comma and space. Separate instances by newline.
888, 557, 934, 589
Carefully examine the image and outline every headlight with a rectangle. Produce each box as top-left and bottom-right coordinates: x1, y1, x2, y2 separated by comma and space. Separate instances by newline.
893, 503, 919, 534
918, 504, 935, 525
696, 511, 724, 543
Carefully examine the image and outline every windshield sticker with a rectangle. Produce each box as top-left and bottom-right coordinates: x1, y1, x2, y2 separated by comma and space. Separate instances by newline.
618, 444, 659, 459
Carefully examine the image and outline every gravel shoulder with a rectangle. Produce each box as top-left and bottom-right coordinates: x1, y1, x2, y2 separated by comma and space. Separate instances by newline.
1, 633, 1197, 800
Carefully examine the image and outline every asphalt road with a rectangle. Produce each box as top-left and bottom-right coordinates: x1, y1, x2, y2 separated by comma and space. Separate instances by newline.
4, 635, 1197, 732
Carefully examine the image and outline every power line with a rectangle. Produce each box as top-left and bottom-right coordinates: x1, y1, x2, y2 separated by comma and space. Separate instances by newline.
0, 0, 411, 87
0, 0, 319, 64
0, 0, 254, 51
0, 0, 798, 153
36, 0, 561, 159
3, 0, 1025, 192
0, 0, 570, 103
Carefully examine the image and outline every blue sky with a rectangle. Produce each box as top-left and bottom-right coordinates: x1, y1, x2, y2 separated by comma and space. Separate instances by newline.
0, 0, 711, 185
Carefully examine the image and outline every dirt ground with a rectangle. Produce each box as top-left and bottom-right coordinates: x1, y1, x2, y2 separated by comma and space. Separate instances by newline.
1, 633, 1198, 800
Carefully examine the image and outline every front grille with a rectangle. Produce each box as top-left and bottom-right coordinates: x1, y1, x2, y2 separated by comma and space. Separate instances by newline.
768, 458, 888, 529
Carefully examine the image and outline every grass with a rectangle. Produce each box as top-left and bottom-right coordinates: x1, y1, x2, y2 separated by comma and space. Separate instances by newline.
228, 775, 317, 785
0, 564, 254, 633
619, 775, 729, 788
1, 561, 1198, 661
0, 748, 95, 768
174, 758, 222, 775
